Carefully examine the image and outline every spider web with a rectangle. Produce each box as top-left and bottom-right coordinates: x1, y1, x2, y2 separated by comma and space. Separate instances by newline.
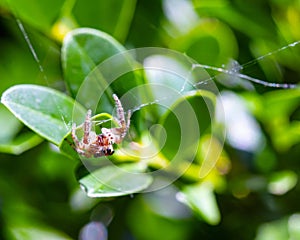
128, 42, 299, 114
15, 18, 71, 130
13, 18, 300, 188
14, 19, 300, 127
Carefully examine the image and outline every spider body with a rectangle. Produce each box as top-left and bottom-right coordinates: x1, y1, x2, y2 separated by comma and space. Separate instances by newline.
72, 94, 131, 158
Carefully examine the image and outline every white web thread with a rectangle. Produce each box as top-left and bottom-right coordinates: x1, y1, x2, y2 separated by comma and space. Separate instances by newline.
129, 41, 299, 114
191, 40, 300, 89
191, 63, 298, 89
16, 19, 70, 129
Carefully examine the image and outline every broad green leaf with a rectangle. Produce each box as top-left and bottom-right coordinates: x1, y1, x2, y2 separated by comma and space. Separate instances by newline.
79, 163, 153, 197
61, 28, 126, 98
1, 84, 86, 145
181, 182, 221, 225
61, 28, 144, 116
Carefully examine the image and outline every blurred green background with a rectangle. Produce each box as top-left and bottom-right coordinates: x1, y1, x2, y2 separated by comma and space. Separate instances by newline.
0, 0, 300, 239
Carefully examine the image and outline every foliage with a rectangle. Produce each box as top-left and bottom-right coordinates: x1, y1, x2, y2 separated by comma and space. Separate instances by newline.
0, 0, 299, 239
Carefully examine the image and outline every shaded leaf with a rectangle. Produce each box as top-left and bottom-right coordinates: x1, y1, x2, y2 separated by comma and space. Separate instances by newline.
72, 0, 137, 42
158, 90, 215, 160
4, 0, 64, 31
170, 20, 238, 66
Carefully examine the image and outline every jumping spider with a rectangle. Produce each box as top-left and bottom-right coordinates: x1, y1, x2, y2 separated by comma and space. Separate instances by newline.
72, 94, 131, 158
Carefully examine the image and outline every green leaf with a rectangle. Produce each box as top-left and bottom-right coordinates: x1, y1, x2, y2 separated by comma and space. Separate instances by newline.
61, 28, 126, 98
8, 225, 72, 240
4, 0, 64, 31
170, 20, 238, 66
264, 88, 300, 119
194, 3, 275, 40
127, 196, 192, 240
261, 88, 300, 151
0, 132, 43, 155
158, 90, 216, 160
72, 0, 137, 42
79, 163, 153, 197
0, 105, 44, 154
61, 28, 145, 118
181, 182, 221, 225
255, 217, 289, 240
0, 105, 22, 143
268, 170, 298, 195
1, 84, 86, 145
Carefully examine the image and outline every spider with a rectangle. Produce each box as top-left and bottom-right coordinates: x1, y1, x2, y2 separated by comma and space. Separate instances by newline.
72, 94, 131, 158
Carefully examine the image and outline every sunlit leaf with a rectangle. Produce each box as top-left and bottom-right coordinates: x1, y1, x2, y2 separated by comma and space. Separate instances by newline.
288, 214, 300, 239
180, 182, 221, 225
8, 225, 72, 240
79, 163, 152, 197
264, 88, 300, 118
0, 105, 22, 143
1, 84, 86, 145
262, 88, 300, 151
268, 170, 298, 195
255, 217, 289, 240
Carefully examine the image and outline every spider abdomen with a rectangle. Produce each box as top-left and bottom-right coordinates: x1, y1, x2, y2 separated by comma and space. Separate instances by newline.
97, 134, 114, 156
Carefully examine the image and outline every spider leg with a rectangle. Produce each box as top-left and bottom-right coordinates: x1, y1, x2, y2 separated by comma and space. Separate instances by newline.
71, 123, 80, 148
126, 110, 131, 132
83, 109, 92, 144
113, 94, 126, 129
110, 94, 132, 144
